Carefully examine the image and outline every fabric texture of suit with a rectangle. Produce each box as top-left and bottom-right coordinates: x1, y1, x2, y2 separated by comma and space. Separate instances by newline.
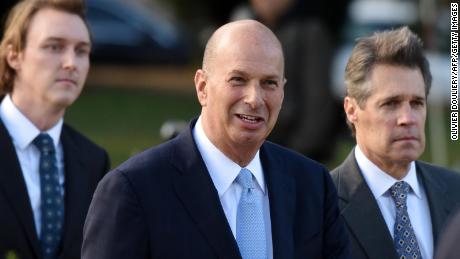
331, 150, 460, 259
0, 118, 110, 259
82, 119, 350, 259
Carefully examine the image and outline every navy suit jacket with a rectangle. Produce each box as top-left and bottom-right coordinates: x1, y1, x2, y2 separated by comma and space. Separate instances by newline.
0, 118, 109, 259
82, 119, 349, 259
331, 151, 460, 259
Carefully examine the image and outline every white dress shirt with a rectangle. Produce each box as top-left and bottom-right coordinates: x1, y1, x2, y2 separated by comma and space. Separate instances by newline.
193, 117, 273, 258
355, 145, 433, 259
0, 95, 65, 237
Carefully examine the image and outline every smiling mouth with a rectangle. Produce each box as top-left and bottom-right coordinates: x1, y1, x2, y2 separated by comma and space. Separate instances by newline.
56, 79, 77, 85
236, 114, 264, 123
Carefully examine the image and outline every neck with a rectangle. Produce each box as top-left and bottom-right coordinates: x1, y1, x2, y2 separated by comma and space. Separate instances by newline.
221, 144, 258, 168
10, 93, 64, 131
359, 147, 411, 180
377, 162, 411, 180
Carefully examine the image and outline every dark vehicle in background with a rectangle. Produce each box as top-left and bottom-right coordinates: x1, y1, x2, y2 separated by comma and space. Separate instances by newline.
86, 0, 190, 65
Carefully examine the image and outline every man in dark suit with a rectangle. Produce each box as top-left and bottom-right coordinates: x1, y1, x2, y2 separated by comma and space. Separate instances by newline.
331, 27, 460, 259
82, 19, 349, 259
0, 1, 109, 259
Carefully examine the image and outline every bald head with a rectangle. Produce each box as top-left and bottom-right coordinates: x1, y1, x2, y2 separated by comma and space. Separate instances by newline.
202, 19, 284, 74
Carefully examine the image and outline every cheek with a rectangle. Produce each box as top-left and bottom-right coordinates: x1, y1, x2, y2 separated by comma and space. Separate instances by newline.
266, 93, 283, 113
79, 59, 90, 74
418, 111, 427, 126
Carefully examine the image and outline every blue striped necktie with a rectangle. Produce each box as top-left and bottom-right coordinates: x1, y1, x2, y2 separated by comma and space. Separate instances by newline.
235, 168, 267, 259
33, 133, 64, 259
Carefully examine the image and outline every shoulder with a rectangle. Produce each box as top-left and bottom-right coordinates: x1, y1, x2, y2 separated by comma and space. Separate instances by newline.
415, 161, 460, 182
62, 123, 107, 156
262, 141, 327, 171
116, 137, 176, 174
261, 141, 330, 189
62, 123, 109, 174
417, 160, 460, 185
330, 152, 356, 182
104, 137, 179, 188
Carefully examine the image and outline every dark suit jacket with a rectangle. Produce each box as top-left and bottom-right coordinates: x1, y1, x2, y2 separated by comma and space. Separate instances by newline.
0, 118, 109, 259
331, 151, 460, 259
434, 207, 460, 259
82, 120, 350, 259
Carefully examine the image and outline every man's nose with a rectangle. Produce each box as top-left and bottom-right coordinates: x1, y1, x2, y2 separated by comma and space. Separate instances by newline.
398, 103, 417, 126
62, 50, 77, 70
244, 83, 263, 109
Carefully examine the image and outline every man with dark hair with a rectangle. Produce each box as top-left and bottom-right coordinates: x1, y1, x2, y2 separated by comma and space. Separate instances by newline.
82, 19, 350, 259
0, 0, 109, 258
331, 26, 460, 259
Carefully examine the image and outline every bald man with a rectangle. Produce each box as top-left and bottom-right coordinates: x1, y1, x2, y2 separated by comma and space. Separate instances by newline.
82, 20, 349, 259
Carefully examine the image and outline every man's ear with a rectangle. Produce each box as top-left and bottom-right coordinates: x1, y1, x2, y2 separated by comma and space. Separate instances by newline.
194, 69, 208, 107
6, 45, 21, 71
344, 96, 359, 124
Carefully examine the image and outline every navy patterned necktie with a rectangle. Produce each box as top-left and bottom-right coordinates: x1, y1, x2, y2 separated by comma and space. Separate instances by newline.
33, 133, 64, 259
235, 168, 267, 259
390, 181, 422, 259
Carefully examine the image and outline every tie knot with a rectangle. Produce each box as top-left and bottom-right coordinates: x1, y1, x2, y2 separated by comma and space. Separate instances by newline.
33, 133, 55, 155
390, 181, 410, 208
236, 168, 255, 190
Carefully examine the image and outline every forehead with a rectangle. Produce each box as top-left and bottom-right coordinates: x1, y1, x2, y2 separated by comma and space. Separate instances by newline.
213, 34, 284, 78
26, 8, 90, 45
368, 64, 425, 99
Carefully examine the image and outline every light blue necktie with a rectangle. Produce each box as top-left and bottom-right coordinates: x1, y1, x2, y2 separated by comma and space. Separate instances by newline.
235, 168, 267, 259
390, 181, 422, 259
33, 133, 64, 259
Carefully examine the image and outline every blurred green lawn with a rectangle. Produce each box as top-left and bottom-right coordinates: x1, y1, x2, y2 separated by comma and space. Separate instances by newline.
65, 87, 460, 171
65, 87, 200, 168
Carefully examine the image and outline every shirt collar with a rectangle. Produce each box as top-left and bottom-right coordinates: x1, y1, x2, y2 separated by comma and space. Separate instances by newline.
355, 145, 421, 199
193, 116, 265, 197
0, 94, 63, 150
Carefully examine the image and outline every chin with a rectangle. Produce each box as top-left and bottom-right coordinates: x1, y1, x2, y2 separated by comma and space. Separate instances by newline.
53, 95, 78, 108
393, 150, 422, 163
233, 133, 264, 146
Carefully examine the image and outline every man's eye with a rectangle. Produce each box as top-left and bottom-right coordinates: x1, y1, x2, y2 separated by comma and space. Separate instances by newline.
76, 47, 90, 56
263, 79, 278, 88
230, 77, 244, 82
45, 43, 62, 51
383, 100, 398, 107
229, 77, 246, 85
411, 100, 425, 108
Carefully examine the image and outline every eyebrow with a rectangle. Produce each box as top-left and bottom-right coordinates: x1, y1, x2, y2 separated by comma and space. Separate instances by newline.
228, 70, 248, 76
380, 94, 426, 102
44, 37, 91, 48
227, 69, 280, 80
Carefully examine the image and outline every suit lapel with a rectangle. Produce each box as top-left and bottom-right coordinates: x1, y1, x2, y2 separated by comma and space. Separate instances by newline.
59, 127, 88, 256
337, 151, 397, 259
0, 119, 42, 258
260, 144, 295, 259
171, 121, 241, 259
417, 162, 452, 246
